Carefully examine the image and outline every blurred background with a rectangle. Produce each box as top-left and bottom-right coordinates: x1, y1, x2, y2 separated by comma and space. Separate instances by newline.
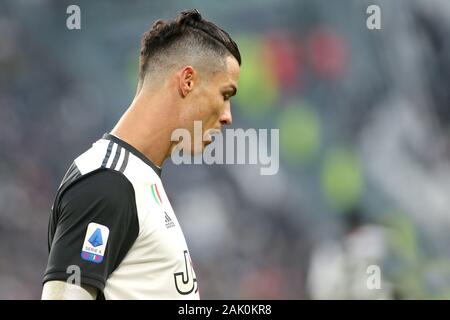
1, 0, 450, 299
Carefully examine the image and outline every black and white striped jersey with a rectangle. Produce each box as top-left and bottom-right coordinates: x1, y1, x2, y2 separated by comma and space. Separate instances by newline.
43, 133, 199, 300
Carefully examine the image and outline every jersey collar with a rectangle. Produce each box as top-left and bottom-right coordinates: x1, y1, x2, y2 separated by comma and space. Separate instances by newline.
102, 133, 162, 177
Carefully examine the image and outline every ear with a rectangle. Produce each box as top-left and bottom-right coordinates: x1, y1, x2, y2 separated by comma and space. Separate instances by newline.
178, 66, 196, 98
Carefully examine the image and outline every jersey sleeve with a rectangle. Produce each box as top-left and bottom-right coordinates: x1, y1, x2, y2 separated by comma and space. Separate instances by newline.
43, 169, 139, 292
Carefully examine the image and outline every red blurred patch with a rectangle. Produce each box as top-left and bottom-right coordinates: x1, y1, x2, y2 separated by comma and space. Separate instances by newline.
307, 28, 349, 80
264, 32, 303, 94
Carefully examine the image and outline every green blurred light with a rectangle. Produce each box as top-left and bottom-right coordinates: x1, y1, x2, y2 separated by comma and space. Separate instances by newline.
384, 212, 419, 262
277, 102, 321, 164
234, 36, 278, 117
126, 52, 139, 94
321, 147, 363, 210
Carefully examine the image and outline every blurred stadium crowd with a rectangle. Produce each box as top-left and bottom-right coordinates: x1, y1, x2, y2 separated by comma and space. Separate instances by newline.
1, 0, 450, 299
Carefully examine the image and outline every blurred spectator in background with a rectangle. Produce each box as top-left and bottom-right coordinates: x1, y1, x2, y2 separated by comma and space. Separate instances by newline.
307, 207, 392, 299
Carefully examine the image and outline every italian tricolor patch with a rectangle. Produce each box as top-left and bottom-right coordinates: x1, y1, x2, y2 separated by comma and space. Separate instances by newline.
151, 183, 162, 206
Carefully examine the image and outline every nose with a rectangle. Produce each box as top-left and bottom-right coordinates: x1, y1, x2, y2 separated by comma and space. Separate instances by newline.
219, 104, 232, 126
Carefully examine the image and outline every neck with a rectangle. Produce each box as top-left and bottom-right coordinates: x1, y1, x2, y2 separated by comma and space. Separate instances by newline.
110, 89, 176, 168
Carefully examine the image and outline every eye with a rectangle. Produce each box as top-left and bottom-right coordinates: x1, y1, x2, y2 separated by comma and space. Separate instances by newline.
223, 93, 231, 101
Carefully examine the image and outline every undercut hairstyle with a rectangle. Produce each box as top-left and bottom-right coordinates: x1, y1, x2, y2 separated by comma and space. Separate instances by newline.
138, 9, 241, 86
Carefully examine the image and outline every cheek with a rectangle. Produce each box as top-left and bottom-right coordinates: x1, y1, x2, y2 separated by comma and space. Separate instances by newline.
199, 93, 222, 119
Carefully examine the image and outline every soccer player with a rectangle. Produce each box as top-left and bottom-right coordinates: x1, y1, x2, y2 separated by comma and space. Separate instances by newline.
41, 9, 241, 300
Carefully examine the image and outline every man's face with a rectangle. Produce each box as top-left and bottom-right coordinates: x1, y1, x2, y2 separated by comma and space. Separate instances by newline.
180, 55, 240, 154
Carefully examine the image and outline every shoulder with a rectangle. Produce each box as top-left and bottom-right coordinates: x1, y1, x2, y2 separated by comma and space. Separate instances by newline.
59, 168, 136, 211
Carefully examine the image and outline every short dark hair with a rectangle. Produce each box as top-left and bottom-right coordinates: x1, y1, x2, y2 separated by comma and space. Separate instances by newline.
139, 9, 241, 82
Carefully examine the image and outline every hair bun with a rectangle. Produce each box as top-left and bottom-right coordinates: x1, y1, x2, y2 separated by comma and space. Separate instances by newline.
151, 19, 165, 30
179, 9, 202, 26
